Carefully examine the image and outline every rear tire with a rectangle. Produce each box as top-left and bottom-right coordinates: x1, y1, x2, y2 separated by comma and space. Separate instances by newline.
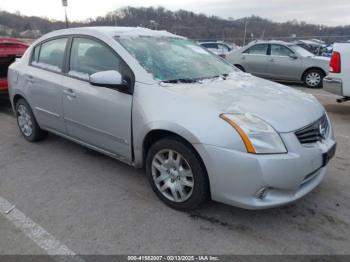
303, 69, 325, 88
146, 137, 209, 211
15, 99, 47, 142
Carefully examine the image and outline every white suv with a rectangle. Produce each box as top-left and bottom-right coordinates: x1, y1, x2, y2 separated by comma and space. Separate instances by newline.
323, 43, 350, 103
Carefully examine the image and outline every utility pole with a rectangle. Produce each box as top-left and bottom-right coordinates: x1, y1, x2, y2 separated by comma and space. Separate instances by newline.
243, 18, 248, 46
62, 0, 69, 28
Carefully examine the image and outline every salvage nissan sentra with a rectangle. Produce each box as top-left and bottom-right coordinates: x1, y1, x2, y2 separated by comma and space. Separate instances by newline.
8, 27, 336, 210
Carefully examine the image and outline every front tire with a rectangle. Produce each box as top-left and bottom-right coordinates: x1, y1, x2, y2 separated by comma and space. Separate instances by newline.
15, 99, 47, 142
303, 69, 325, 88
146, 137, 209, 210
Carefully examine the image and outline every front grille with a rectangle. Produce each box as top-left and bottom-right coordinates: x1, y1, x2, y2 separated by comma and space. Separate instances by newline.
295, 114, 329, 144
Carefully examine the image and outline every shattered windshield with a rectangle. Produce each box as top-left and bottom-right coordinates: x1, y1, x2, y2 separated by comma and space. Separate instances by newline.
116, 37, 236, 82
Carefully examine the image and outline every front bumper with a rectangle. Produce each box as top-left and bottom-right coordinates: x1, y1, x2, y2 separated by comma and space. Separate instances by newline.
323, 76, 343, 96
194, 132, 336, 210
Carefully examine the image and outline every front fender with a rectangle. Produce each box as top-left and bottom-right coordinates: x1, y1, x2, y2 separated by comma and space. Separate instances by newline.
133, 120, 202, 168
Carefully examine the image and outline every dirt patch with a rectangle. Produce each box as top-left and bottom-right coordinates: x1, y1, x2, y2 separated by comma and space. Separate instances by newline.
324, 104, 350, 118
189, 212, 252, 234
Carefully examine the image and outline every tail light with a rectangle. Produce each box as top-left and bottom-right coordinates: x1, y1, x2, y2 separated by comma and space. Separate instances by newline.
329, 51, 341, 73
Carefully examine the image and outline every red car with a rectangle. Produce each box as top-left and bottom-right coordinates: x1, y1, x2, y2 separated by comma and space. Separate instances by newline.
0, 38, 29, 96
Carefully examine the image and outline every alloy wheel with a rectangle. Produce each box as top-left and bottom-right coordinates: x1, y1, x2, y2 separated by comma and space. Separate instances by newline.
306, 72, 321, 87
151, 149, 194, 203
17, 104, 33, 137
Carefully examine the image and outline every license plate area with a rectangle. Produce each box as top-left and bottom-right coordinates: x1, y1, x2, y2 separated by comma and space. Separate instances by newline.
322, 143, 336, 167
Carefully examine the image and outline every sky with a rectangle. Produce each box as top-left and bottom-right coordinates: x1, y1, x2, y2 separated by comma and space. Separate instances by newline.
0, 0, 349, 26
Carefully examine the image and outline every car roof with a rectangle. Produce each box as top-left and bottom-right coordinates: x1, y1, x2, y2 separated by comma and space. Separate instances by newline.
40, 26, 184, 40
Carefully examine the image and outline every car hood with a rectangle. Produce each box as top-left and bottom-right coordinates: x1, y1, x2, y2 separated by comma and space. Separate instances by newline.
162, 73, 325, 133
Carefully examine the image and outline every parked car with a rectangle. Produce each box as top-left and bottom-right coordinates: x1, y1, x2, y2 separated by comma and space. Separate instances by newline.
227, 40, 330, 88
320, 44, 333, 57
323, 43, 350, 103
294, 39, 327, 56
198, 41, 233, 58
0, 38, 28, 96
8, 27, 336, 210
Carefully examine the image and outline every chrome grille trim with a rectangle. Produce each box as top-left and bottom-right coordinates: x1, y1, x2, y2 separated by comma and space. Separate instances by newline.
295, 114, 329, 144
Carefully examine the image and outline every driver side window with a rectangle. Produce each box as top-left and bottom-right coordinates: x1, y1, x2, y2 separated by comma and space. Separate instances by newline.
69, 37, 131, 81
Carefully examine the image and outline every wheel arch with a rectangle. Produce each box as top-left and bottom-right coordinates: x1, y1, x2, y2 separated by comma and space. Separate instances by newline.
234, 64, 246, 72
301, 67, 326, 82
13, 94, 25, 106
142, 129, 211, 197
12, 94, 26, 114
142, 130, 203, 167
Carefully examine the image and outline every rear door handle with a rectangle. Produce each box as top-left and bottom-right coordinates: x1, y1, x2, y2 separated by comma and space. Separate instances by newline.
63, 88, 76, 98
269, 58, 274, 62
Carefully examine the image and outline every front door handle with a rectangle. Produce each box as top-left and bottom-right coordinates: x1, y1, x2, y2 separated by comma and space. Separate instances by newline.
269, 58, 275, 62
63, 88, 76, 98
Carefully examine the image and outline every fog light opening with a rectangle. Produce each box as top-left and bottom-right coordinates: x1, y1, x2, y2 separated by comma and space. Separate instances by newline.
256, 187, 269, 200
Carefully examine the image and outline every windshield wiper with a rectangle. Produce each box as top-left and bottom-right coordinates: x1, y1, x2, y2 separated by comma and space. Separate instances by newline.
208, 74, 229, 80
218, 73, 229, 79
162, 74, 230, 84
162, 78, 199, 84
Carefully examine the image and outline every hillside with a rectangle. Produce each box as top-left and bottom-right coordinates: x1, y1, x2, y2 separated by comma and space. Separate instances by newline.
1, 6, 350, 44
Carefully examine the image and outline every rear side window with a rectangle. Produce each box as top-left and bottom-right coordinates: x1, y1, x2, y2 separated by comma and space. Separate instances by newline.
271, 44, 294, 57
68, 37, 130, 81
244, 44, 268, 55
33, 38, 68, 72
201, 43, 219, 49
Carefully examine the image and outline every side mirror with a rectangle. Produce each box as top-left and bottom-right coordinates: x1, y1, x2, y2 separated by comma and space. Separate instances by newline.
90, 70, 129, 92
289, 53, 298, 59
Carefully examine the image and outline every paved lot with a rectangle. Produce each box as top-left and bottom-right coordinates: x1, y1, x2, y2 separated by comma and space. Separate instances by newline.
0, 86, 350, 256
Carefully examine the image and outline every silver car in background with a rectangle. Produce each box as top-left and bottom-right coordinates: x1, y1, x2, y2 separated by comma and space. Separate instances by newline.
227, 41, 330, 88
8, 27, 336, 210
198, 41, 233, 58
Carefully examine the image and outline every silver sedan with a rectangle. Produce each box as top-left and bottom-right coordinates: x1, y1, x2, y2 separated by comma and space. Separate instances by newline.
227, 41, 330, 88
8, 27, 336, 210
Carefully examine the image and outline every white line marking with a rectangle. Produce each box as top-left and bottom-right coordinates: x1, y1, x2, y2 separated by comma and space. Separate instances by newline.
0, 196, 84, 261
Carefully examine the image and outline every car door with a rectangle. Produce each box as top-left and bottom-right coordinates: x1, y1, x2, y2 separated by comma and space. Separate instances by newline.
62, 37, 134, 162
267, 44, 302, 80
25, 37, 68, 133
240, 44, 270, 77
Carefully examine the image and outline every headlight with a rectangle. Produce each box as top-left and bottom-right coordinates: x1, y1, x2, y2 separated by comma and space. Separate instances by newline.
220, 113, 287, 154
